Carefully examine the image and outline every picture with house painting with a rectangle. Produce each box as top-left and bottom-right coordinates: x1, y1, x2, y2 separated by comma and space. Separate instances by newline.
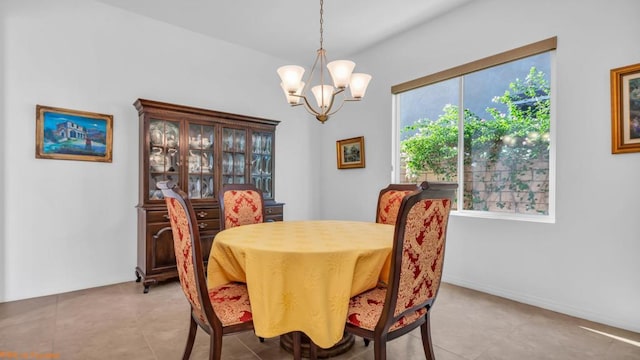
36, 105, 113, 162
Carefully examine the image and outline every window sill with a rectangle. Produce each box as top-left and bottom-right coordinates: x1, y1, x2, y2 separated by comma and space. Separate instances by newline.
450, 210, 555, 224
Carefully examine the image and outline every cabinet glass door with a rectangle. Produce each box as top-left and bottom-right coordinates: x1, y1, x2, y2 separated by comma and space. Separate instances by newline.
148, 119, 180, 200
187, 124, 215, 199
250, 131, 273, 198
222, 128, 246, 185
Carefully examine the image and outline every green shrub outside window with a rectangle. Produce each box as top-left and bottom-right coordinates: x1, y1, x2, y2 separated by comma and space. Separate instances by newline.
400, 66, 551, 215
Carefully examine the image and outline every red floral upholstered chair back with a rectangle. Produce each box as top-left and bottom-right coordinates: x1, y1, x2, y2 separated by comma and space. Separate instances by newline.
376, 184, 420, 225
160, 182, 210, 326
345, 182, 456, 360
393, 197, 451, 320
157, 181, 255, 360
219, 184, 265, 230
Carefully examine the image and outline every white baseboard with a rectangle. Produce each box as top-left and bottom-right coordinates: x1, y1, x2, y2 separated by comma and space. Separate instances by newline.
442, 275, 640, 334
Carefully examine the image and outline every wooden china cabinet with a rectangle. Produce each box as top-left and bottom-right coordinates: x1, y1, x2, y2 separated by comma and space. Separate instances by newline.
134, 98, 283, 293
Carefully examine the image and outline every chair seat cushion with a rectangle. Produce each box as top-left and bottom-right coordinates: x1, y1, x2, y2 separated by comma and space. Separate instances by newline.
346, 286, 426, 331
208, 282, 253, 326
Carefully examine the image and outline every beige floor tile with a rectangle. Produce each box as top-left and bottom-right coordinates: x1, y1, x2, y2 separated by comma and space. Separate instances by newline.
1, 281, 638, 360
495, 310, 613, 360
0, 317, 55, 354
53, 322, 155, 360
606, 340, 640, 360
0, 294, 57, 327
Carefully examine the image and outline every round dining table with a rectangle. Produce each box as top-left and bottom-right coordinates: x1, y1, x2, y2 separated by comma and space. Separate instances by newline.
206, 220, 394, 350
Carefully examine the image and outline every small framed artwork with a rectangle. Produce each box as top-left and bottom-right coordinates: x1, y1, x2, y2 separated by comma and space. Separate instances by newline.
36, 105, 113, 162
336, 136, 365, 169
611, 62, 640, 154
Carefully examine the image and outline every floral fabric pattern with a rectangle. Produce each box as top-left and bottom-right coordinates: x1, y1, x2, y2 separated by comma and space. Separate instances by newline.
347, 199, 450, 332
377, 190, 414, 225
346, 286, 426, 331
223, 190, 263, 228
209, 282, 253, 326
395, 199, 450, 317
165, 197, 206, 323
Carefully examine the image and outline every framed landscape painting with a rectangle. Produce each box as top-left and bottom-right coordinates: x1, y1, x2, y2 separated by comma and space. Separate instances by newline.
611, 62, 640, 154
336, 136, 365, 169
36, 105, 113, 162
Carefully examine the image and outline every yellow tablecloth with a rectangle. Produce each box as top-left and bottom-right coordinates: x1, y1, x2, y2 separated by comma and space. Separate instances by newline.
207, 220, 393, 348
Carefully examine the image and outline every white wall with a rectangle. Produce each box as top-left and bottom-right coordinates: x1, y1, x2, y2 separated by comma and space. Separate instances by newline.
0, 1, 7, 302
319, 0, 640, 332
0, 0, 317, 301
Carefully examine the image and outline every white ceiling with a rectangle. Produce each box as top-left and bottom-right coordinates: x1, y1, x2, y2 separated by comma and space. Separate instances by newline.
96, 0, 475, 63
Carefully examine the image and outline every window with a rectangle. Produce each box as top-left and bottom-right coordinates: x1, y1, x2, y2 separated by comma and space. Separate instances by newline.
392, 38, 556, 221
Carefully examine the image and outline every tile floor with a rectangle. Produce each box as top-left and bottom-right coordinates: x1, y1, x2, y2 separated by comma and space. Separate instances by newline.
1, 281, 638, 360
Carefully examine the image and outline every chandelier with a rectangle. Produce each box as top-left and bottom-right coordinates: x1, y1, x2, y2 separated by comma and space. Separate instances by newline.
277, 0, 372, 124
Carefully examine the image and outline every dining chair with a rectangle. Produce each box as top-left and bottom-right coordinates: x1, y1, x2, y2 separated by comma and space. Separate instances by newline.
375, 183, 421, 225
157, 181, 256, 360
218, 183, 266, 344
345, 186, 454, 360
218, 183, 265, 230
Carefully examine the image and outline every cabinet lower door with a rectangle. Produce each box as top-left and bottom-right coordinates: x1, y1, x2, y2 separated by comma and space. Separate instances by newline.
148, 223, 177, 273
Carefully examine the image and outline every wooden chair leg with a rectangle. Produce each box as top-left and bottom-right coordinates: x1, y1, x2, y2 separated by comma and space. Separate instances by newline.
374, 337, 387, 360
182, 316, 197, 360
363, 338, 370, 347
259, 336, 265, 342
292, 331, 302, 360
209, 332, 223, 360
421, 314, 435, 360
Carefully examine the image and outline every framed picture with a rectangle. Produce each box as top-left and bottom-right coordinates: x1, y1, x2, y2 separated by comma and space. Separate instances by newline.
336, 136, 365, 169
36, 105, 113, 162
611, 62, 640, 154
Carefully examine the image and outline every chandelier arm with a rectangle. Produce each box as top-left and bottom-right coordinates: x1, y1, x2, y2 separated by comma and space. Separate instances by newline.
307, 49, 330, 108
301, 56, 320, 94
319, 54, 327, 106
327, 100, 347, 117
321, 88, 344, 116
299, 95, 322, 117
326, 88, 348, 116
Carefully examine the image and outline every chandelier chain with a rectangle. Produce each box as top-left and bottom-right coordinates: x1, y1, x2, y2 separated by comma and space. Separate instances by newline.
319, 0, 324, 50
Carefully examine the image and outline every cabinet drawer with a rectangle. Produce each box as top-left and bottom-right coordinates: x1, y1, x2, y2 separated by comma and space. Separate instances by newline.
191, 208, 219, 221
147, 211, 171, 223
194, 219, 218, 232
265, 205, 283, 216
266, 214, 283, 222
147, 207, 218, 223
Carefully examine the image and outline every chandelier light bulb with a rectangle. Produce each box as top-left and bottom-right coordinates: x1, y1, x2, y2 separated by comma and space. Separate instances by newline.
280, 82, 304, 105
312, 85, 334, 109
327, 60, 355, 89
277, 65, 305, 93
349, 73, 372, 99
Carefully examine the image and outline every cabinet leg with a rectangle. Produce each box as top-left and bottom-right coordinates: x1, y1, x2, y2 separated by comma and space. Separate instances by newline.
135, 270, 141, 283
142, 279, 155, 294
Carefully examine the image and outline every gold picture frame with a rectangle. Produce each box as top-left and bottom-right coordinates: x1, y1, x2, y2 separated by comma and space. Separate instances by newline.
336, 136, 365, 169
611, 62, 640, 154
36, 105, 113, 162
